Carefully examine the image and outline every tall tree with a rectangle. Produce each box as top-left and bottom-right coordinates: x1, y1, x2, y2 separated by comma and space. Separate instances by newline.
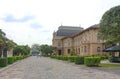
31, 44, 40, 51
40, 44, 55, 56
0, 29, 6, 57
13, 45, 30, 56
99, 5, 120, 47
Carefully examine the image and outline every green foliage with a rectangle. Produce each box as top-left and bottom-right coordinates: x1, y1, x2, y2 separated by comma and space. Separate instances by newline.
99, 63, 120, 68
13, 45, 30, 56
109, 57, 120, 62
70, 51, 77, 56
84, 57, 101, 66
51, 55, 68, 61
8, 57, 14, 64
40, 44, 55, 56
68, 56, 76, 62
0, 58, 8, 67
31, 44, 40, 50
6, 40, 16, 51
92, 54, 108, 60
61, 56, 68, 61
15, 56, 23, 60
0, 39, 4, 45
99, 5, 120, 45
75, 56, 84, 64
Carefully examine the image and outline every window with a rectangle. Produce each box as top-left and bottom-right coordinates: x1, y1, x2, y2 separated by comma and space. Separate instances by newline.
68, 41, 71, 46
78, 48, 80, 54
85, 35, 89, 41
96, 34, 100, 42
68, 49, 71, 54
58, 41, 61, 46
76, 48, 77, 53
97, 47, 101, 52
84, 46, 87, 52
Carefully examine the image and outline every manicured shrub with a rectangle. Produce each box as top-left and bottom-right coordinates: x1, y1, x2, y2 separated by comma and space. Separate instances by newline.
51, 55, 55, 58
68, 56, 76, 62
75, 56, 84, 64
8, 57, 14, 64
57, 56, 62, 60
15, 56, 23, 60
0, 58, 8, 67
84, 57, 101, 66
13, 56, 17, 62
100, 56, 107, 60
62, 56, 68, 61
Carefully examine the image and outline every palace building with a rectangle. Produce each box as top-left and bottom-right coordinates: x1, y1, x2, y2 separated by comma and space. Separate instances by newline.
52, 24, 105, 56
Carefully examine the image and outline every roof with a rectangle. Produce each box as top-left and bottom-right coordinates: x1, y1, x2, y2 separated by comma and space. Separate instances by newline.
105, 45, 120, 52
56, 29, 81, 37
73, 24, 99, 37
56, 26, 83, 37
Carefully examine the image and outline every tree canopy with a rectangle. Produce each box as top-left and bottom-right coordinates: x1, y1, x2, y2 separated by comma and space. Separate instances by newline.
40, 44, 55, 56
13, 45, 30, 56
99, 5, 120, 46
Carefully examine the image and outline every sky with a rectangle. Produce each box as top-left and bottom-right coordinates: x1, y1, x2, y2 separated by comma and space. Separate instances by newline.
0, 0, 120, 47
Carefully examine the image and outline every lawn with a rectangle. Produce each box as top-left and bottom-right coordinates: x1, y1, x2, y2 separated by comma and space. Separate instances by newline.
99, 63, 120, 68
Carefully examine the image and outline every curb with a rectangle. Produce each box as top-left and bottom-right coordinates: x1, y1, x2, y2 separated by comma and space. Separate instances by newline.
0, 60, 21, 73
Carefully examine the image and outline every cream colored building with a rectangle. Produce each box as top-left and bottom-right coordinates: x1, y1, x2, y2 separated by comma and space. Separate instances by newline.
52, 24, 105, 56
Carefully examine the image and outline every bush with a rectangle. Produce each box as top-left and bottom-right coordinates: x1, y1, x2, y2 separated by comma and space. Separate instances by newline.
75, 56, 84, 64
57, 56, 62, 60
61, 56, 68, 61
13, 56, 17, 62
15, 56, 23, 60
51, 55, 55, 58
109, 57, 120, 62
84, 57, 101, 66
100, 56, 107, 60
68, 56, 76, 62
0, 58, 8, 67
8, 57, 14, 64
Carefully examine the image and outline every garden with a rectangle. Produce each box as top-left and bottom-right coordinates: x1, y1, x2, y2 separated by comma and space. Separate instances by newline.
50, 55, 120, 68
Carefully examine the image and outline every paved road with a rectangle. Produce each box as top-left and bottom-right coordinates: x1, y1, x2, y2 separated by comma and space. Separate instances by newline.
0, 56, 120, 79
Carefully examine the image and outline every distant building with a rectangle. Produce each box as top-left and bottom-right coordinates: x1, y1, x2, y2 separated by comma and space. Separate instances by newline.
52, 24, 105, 56
30, 50, 40, 56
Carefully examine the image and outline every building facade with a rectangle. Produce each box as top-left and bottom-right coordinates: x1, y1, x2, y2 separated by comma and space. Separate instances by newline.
52, 24, 105, 56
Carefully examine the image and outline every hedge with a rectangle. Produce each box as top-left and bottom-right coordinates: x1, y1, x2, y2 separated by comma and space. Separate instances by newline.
61, 56, 68, 61
68, 56, 76, 62
84, 57, 101, 66
8, 57, 14, 64
0, 58, 8, 67
0, 56, 29, 67
75, 56, 84, 64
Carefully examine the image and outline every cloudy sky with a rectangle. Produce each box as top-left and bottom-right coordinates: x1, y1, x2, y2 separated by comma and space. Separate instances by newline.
0, 0, 120, 46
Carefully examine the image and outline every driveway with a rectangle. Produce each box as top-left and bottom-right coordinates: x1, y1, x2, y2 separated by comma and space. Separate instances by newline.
0, 56, 120, 79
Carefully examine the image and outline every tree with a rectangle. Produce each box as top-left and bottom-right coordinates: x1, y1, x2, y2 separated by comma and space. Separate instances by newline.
0, 29, 6, 57
6, 40, 16, 51
31, 44, 40, 51
99, 5, 120, 47
40, 44, 55, 56
13, 45, 30, 56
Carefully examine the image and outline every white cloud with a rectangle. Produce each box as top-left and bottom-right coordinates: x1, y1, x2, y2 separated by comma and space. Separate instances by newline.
0, 0, 120, 46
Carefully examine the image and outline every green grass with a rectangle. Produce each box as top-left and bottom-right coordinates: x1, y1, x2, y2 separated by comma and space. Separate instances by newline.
99, 63, 120, 68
